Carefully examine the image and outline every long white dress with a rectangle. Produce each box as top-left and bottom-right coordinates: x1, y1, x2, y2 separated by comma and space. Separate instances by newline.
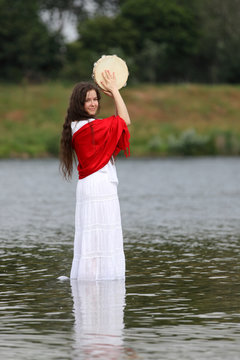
70, 119, 125, 281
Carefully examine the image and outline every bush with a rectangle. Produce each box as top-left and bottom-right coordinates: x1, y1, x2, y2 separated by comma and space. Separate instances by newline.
168, 129, 211, 155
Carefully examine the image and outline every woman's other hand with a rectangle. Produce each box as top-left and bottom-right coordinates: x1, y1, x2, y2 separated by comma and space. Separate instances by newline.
102, 89, 113, 97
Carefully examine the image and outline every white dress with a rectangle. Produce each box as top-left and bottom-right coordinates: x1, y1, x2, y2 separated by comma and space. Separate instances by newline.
70, 119, 125, 281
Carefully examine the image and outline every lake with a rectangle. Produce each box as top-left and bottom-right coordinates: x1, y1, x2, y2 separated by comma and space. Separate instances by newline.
0, 157, 240, 359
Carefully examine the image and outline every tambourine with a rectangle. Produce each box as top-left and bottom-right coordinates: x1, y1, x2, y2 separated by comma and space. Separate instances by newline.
92, 55, 129, 90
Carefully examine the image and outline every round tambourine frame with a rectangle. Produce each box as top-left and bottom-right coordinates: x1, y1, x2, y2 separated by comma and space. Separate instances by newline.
92, 55, 129, 90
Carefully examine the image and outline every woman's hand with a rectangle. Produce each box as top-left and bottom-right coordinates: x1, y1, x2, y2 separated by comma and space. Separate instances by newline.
100, 69, 131, 126
101, 89, 113, 97
100, 70, 118, 96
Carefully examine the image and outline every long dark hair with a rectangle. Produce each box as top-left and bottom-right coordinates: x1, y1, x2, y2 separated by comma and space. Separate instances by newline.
59, 82, 101, 180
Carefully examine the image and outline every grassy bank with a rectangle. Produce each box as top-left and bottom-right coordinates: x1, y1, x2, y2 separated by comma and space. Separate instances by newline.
1, 82, 240, 158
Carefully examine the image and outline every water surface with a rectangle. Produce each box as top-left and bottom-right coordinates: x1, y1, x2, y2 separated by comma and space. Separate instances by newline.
0, 158, 240, 359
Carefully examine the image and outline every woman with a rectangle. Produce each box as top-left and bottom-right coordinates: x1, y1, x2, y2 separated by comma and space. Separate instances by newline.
60, 70, 131, 281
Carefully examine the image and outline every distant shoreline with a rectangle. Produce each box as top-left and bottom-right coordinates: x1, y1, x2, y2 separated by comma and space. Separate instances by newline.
1, 82, 240, 158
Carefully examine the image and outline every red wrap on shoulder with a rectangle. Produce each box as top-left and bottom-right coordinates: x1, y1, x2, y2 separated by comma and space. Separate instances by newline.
72, 115, 130, 179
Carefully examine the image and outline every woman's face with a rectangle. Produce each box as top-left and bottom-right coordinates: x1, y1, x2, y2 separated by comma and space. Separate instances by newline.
84, 90, 99, 116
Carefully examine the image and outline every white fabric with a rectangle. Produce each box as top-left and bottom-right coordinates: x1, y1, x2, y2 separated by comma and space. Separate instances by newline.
70, 120, 125, 280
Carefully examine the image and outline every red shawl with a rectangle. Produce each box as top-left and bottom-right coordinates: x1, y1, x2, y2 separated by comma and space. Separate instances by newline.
72, 115, 130, 179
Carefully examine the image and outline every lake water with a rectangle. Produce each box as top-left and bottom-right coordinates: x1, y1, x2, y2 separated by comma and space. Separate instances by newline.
0, 157, 240, 360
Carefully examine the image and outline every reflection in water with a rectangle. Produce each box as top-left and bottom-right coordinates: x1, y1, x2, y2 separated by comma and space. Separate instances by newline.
71, 280, 126, 360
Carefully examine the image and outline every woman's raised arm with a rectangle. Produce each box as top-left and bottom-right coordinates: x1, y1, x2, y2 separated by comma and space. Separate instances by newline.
101, 70, 131, 126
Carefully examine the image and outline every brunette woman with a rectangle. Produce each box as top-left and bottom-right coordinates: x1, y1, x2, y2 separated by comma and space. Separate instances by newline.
60, 71, 130, 280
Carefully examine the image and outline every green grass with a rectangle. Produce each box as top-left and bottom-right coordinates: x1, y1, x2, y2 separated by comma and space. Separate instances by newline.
1, 82, 240, 158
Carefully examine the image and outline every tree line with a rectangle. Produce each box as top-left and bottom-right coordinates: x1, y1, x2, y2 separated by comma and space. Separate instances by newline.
1, 0, 240, 83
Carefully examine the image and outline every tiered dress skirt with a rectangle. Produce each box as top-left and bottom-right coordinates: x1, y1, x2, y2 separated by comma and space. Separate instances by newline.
70, 163, 125, 281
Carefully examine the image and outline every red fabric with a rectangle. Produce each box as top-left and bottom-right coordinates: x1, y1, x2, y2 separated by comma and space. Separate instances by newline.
72, 115, 130, 179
